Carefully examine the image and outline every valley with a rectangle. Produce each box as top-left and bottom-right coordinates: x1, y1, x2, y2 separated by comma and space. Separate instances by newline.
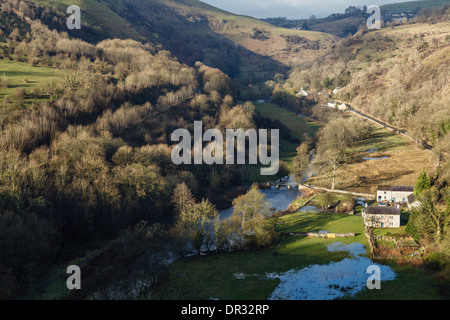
0, 0, 449, 303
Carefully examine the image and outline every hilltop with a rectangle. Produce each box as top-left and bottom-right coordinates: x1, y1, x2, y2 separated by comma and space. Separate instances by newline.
381, 0, 450, 15
263, 0, 450, 37
20, 0, 335, 82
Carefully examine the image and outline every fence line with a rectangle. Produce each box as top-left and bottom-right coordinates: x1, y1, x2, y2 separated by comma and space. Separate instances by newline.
298, 184, 375, 199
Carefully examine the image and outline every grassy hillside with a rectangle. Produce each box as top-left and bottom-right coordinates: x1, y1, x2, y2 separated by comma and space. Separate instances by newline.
286, 15, 450, 154
381, 0, 450, 15
264, 1, 450, 38
308, 115, 438, 194
254, 102, 322, 141
309, 16, 366, 37
0, 60, 60, 117
23, 0, 335, 82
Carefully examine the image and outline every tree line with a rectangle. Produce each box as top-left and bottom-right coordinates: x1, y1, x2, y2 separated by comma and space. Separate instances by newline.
0, 5, 285, 298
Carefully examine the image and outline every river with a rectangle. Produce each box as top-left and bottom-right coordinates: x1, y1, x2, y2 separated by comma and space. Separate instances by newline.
93, 177, 394, 300
219, 184, 301, 220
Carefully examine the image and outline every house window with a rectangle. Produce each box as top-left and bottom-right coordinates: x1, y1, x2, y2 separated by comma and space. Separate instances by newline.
384, 196, 386, 200
393, 197, 396, 202
402, 198, 406, 202
378, 196, 381, 201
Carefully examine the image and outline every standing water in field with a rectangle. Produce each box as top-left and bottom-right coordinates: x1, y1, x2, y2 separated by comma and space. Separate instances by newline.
219, 179, 300, 220
267, 242, 396, 300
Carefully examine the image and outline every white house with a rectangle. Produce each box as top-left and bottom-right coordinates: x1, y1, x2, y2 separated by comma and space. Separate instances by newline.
325, 101, 348, 111
377, 185, 413, 202
333, 87, 342, 95
363, 206, 401, 228
337, 103, 347, 111
376, 185, 419, 209
296, 87, 308, 97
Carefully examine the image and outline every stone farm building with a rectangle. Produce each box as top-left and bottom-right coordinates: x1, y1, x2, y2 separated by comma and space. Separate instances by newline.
376, 185, 419, 209
363, 206, 401, 228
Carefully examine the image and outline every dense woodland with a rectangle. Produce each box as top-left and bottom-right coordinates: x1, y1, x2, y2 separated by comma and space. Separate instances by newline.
0, 1, 287, 298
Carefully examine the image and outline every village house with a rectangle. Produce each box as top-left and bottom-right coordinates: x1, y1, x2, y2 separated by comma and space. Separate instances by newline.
376, 185, 419, 209
296, 87, 308, 97
333, 87, 342, 95
363, 205, 401, 228
323, 101, 348, 111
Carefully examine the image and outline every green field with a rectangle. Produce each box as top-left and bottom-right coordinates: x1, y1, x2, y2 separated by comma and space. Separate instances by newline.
349, 124, 413, 154
254, 102, 322, 163
0, 59, 60, 115
254, 102, 322, 141
158, 207, 443, 300
158, 211, 367, 300
241, 102, 322, 184
350, 262, 443, 300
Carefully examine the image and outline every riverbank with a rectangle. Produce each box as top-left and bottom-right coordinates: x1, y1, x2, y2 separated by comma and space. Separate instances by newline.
153, 200, 444, 300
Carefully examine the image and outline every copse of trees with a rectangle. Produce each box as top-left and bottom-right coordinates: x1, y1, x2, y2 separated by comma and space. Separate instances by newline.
196, 62, 235, 98
414, 170, 432, 197
312, 117, 372, 190
231, 184, 275, 248
291, 140, 311, 183
169, 183, 275, 255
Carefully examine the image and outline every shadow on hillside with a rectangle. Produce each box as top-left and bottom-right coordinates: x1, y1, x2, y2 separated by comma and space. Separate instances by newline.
116, 0, 289, 82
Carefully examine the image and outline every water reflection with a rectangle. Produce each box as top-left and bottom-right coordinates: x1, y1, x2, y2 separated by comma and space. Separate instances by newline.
219, 185, 301, 220
267, 242, 397, 300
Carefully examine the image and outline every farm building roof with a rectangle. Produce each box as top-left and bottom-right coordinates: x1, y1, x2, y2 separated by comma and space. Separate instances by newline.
365, 206, 401, 215
377, 185, 414, 192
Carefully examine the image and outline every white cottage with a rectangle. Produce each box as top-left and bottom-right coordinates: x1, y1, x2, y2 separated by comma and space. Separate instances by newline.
377, 185, 414, 203
363, 206, 401, 228
326, 101, 347, 111
296, 87, 308, 97
333, 87, 342, 95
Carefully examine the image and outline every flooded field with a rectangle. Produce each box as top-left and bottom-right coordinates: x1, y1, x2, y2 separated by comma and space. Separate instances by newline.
267, 242, 397, 300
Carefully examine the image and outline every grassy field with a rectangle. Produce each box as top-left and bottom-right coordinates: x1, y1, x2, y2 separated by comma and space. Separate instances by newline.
308, 114, 437, 194
158, 211, 367, 300
254, 102, 322, 141
0, 59, 60, 116
241, 102, 322, 184
241, 138, 299, 184
158, 207, 443, 300
350, 262, 443, 300
349, 126, 413, 153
